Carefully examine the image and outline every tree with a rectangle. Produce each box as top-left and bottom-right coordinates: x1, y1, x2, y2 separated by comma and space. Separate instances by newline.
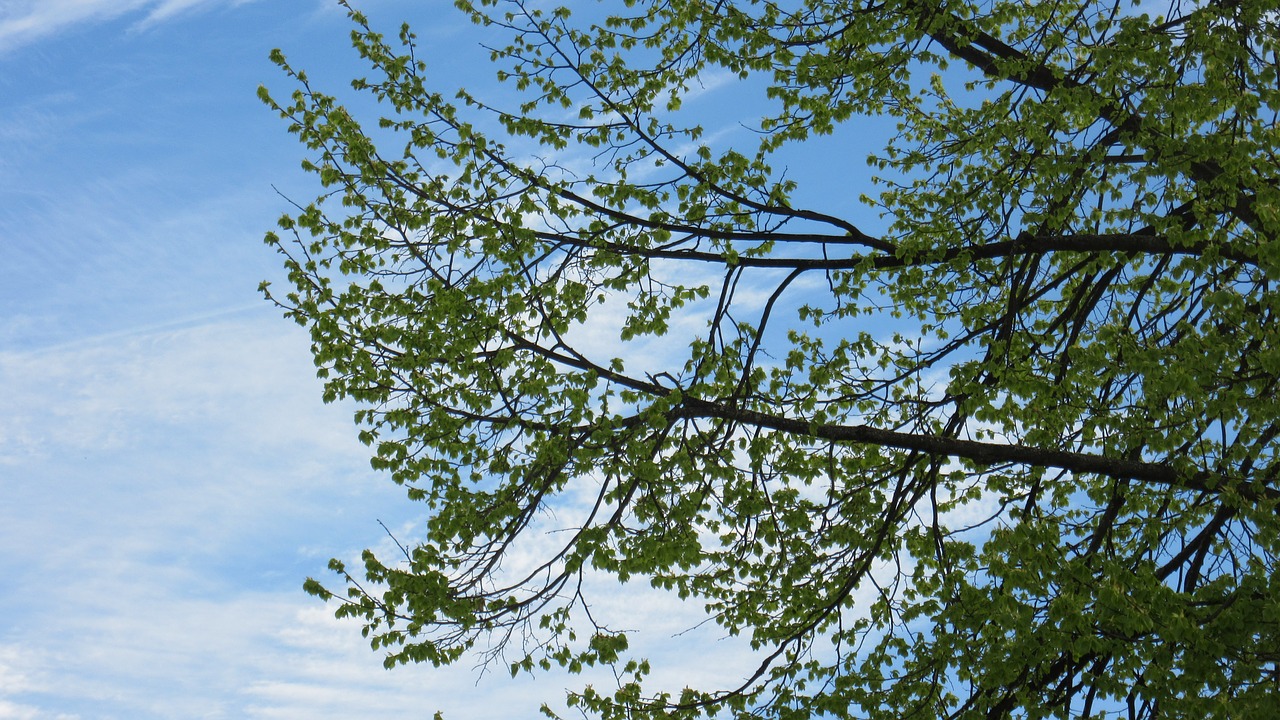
260, 0, 1280, 717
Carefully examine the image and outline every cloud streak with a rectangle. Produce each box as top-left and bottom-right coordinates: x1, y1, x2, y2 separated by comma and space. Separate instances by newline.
0, 0, 256, 52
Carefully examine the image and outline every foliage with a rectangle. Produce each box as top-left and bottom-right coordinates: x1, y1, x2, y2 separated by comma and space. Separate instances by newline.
261, 0, 1280, 717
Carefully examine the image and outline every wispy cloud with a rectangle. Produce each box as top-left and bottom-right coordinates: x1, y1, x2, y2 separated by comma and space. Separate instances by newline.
0, 0, 257, 52
1, 318, 373, 717
0, 315, 760, 718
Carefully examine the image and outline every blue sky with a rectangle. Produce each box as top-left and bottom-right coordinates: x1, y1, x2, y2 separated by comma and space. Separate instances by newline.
0, 1, 771, 718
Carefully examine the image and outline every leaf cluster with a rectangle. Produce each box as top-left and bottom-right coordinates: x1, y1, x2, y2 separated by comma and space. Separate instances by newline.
264, 0, 1280, 717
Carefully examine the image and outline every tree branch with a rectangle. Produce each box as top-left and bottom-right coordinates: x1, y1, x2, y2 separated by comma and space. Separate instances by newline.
675, 396, 1280, 506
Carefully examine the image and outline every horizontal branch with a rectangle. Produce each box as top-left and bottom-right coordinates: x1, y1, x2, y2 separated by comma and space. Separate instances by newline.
676, 397, 1280, 506
530, 228, 1258, 270
498, 314, 1274, 507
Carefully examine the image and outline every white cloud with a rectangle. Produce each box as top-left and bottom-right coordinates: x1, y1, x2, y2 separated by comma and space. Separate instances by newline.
1, 317, 376, 717
0, 0, 258, 52
0, 646, 38, 697
0, 314, 768, 719
0, 699, 74, 720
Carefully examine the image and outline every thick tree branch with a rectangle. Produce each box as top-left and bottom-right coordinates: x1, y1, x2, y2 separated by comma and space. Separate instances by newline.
925, 13, 1268, 238
528, 227, 1261, 270
676, 397, 1280, 506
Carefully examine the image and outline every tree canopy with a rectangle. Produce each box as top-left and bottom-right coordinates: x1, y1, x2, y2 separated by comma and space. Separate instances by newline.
260, 0, 1280, 717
